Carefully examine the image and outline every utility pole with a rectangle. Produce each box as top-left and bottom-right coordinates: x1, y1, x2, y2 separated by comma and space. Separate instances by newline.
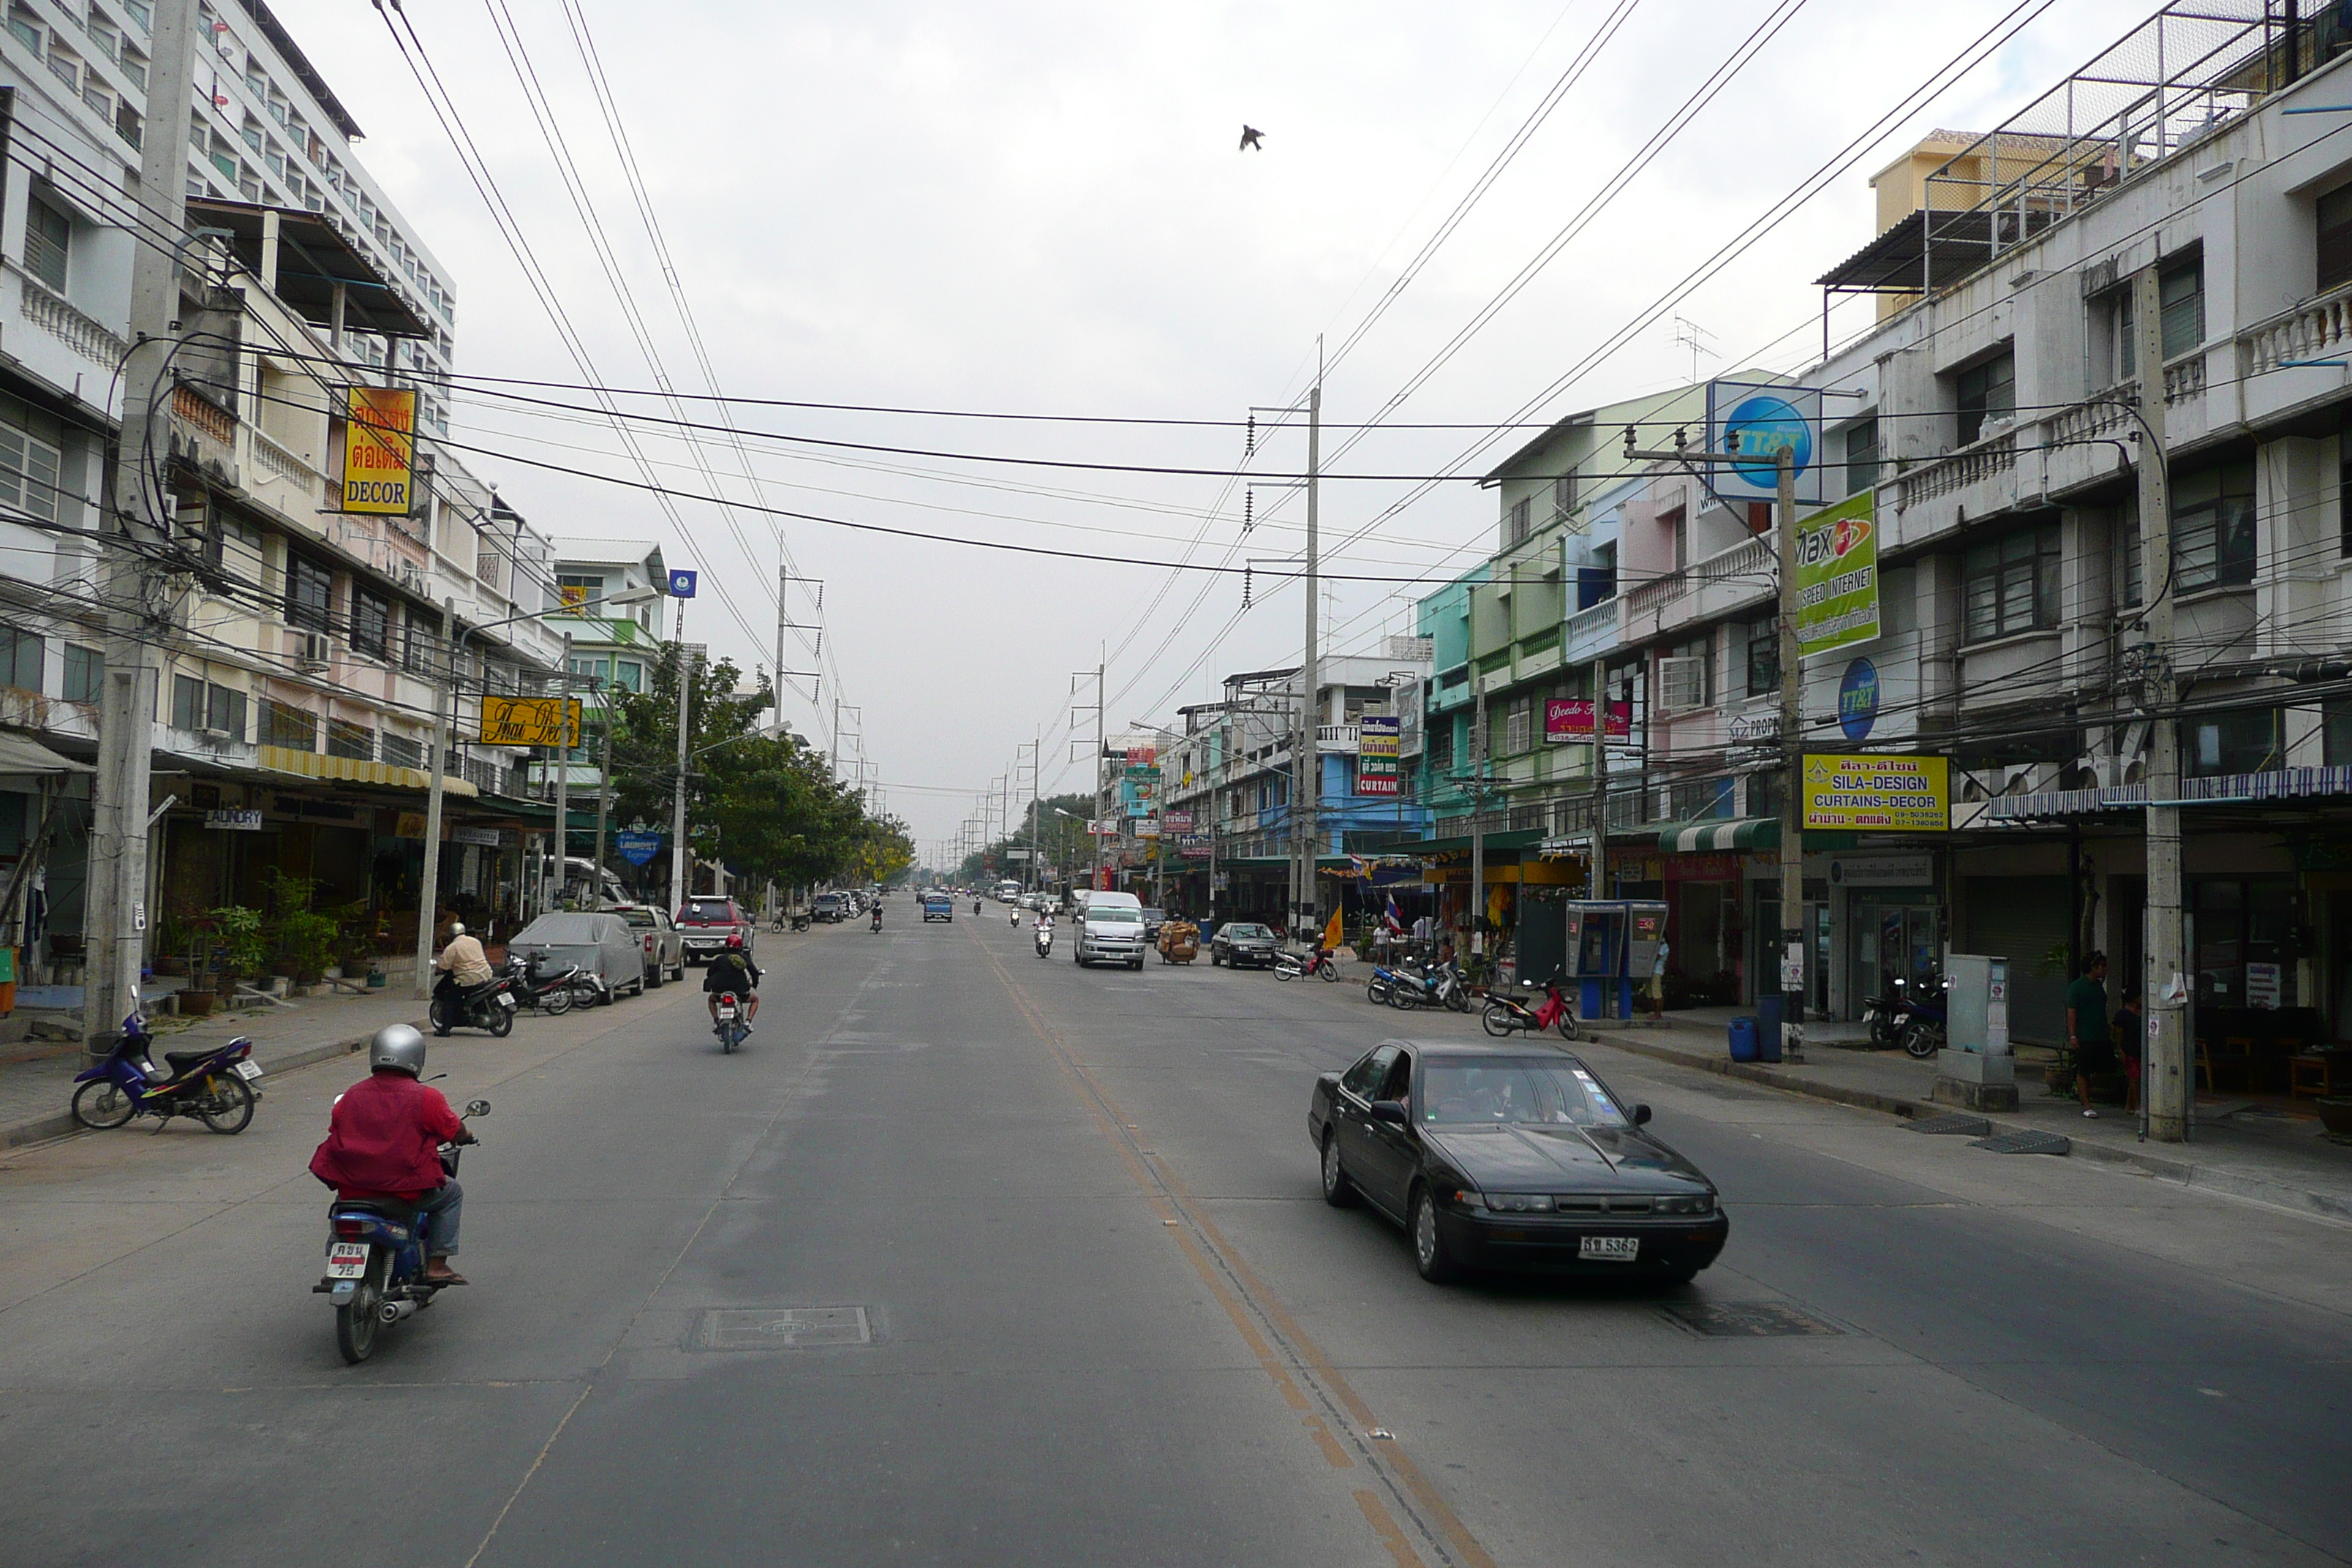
1074, 663, 1104, 891
2136, 263, 2188, 1142
670, 599, 691, 908
1300, 378, 1322, 937
551, 631, 573, 913
593, 676, 615, 885
1624, 426, 1806, 1059
416, 600, 459, 1000
86, 0, 196, 1049
1589, 654, 1610, 995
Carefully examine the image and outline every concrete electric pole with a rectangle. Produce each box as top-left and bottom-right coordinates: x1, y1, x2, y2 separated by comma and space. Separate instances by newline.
86, 0, 197, 1049
670, 598, 691, 907
2134, 262, 2189, 1142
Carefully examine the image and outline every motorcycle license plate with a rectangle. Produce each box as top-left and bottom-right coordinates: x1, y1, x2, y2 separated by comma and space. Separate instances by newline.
1579, 1236, 1640, 1262
497, 992, 517, 1009
717, 1006, 738, 1021
326, 1243, 371, 1278
232, 1060, 263, 1082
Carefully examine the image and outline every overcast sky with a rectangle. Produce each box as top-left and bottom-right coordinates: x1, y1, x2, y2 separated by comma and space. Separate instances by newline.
284, 0, 2156, 851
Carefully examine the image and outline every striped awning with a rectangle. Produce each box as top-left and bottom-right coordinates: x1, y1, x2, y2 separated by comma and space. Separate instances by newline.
1657, 816, 1779, 853
258, 744, 478, 797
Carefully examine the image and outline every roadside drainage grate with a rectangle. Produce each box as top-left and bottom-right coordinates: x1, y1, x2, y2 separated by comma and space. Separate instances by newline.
1660, 1302, 1844, 1338
1907, 1113, 1992, 1136
693, 1306, 872, 1351
1968, 1129, 2072, 1156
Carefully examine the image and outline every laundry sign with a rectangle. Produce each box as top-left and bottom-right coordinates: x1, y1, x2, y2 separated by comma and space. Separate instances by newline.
203, 809, 263, 831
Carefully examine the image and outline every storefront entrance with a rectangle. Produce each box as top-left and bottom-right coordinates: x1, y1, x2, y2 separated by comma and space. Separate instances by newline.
1853, 897, 1938, 1009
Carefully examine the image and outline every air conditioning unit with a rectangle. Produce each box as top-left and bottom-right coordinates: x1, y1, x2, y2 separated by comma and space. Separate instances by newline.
295, 632, 332, 671
398, 561, 426, 594
200, 725, 233, 742
1658, 655, 1708, 716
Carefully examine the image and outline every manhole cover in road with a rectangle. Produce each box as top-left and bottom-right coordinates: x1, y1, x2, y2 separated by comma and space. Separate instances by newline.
693, 1307, 872, 1351
1661, 1302, 1844, 1338
1907, 1112, 1992, 1136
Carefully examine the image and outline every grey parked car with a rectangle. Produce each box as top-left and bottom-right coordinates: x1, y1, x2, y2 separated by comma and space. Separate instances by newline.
605, 903, 685, 986
508, 912, 647, 1003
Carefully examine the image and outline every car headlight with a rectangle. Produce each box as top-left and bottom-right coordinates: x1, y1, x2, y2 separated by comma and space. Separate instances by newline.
1654, 1194, 1716, 1215
1482, 1192, 1553, 1213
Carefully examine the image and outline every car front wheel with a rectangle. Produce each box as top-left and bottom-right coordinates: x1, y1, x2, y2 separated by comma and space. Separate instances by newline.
1410, 1184, 1463, 1284
1319, 1131, 1356, 1208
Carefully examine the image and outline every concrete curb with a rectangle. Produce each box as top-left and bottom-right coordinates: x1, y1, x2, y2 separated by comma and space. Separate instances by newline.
1580, 1028, 2352, 1224
1, 1019, 421, 1152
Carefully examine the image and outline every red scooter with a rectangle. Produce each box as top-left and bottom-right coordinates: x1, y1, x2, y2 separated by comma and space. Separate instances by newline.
1481, 980, 1578, 1039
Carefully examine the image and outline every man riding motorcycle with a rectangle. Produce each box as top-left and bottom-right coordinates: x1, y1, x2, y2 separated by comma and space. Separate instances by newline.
432, 920, 496, 1012
309, 1025, 472, 1285
870, 901, 883, 932
704, 932, 762, 1034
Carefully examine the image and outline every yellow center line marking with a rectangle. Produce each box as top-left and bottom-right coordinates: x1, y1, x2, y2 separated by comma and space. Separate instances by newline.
964, 921, 1499, 1568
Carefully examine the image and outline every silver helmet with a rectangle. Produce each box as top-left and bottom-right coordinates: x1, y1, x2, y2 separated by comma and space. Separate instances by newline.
447, 921, 467, 938
369, 1023, 428, 1077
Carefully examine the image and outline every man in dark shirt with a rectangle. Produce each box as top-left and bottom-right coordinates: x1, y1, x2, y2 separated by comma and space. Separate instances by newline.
310, 1025, 471, 1284
704, 932, 763, 1034
2066, 951, 2112, 1118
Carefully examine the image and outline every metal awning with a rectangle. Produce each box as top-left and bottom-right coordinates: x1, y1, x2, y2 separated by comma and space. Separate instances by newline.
1813, 208, 2058, 295
258, 744, 477, 797
0, 732, 93, 774
1658, 817, 1778, 853
189, 197, 434, 339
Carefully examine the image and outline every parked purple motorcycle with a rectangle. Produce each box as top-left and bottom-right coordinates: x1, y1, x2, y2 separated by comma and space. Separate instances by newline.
70, 989, 262, 1134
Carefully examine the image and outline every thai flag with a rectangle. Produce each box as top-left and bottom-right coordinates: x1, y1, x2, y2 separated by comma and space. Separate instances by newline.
1383, 894, 1404, 933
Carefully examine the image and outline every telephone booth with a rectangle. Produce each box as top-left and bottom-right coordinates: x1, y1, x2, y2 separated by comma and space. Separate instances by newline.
1564, 899, 1668, 1022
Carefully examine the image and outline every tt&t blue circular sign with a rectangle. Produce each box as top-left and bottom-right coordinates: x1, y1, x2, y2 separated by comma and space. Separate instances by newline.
1838, 657, 1879, 742
1725, 393, 1814, 491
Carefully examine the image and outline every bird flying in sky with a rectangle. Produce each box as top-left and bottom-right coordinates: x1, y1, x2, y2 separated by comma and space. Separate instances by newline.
1239, 125, 1264, 152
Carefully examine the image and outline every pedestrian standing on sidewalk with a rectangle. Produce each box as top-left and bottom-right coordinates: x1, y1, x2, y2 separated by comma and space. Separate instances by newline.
1650, 938, 1671, 1020
2067, 951, 2114, 1117
2114, 990, 2145, 1114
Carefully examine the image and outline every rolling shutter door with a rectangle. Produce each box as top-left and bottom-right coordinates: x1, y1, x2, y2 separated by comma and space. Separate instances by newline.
1962, 875, 2068, 1044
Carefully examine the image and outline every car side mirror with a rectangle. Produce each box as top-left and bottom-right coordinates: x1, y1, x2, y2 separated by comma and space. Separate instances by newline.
1632, 1104, 1652, 1126
464, 1098, 491, 1117
1370, 1099, 1409, 1126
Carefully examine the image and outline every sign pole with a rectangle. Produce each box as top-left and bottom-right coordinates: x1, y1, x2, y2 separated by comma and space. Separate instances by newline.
1776, 446, 1807, 1063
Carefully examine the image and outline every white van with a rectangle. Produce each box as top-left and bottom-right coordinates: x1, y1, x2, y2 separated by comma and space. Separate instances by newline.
1072, 891, 1146, 969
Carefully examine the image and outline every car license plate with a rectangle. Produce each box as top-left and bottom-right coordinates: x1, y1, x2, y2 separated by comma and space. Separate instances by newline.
326, 1243, 370, 1278
497, 992, 517, 1009
1579, 1235, 1639, 1262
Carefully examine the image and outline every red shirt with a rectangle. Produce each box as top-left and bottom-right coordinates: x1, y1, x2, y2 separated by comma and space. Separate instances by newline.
309, 1070, 464, 1200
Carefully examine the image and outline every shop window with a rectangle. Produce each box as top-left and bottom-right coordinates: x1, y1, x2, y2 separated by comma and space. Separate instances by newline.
261, 698, 316, 750
380, 732, 421, 769
1842, 418, 1878, 496
2171, 461, 2255, 592
284, 554, 333, 632
1962, 520, 2060, 643
1669, 776, 1734, 821
171, 672, 204, 730
0, 625, 42, 690
1955, 350, 2014, 446
63, 644, 99, 703
326, 719, 373, 761
350, 587, 391, 657
2323, 181, 2352, 293
2185, 708, 2278, 777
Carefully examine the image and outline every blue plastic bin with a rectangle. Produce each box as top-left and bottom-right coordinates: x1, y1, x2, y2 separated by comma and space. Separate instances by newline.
1727, 1016, 1759, 1063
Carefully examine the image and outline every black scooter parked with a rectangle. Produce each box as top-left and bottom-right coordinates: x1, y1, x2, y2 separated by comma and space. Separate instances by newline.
504, 951, 581, 1016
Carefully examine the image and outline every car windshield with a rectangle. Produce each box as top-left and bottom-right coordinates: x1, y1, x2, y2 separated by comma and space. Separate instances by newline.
1090, 908, 1142, 924
1140, 908, 1165, 922
1419, 1058, 1629, 1128
1226, 924, 1268, 939
614, 909, 655, 927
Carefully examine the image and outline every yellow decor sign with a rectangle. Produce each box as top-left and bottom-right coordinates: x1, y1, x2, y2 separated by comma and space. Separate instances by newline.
480, 696, 581, 748
342, 386, 417, 514
1802, 753, 1949, 832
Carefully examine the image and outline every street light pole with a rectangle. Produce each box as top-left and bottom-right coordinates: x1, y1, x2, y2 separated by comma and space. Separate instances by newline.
670, 598, 692, 907
552, 630, 572, 913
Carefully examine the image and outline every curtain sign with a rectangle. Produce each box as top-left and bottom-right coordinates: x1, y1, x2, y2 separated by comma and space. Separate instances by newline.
341, 387, 416, 515
1802, 753, 1948, 832
1358, 715, 1401, 796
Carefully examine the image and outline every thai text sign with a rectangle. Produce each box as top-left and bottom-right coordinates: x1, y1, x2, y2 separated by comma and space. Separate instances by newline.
479, 696, 582, 748
1177, 833, 1212, 859
341, 386, 416, 515
1544, 698, 1631, 742
1357, 715, 1400, 796
1793, 491, 1879, 659
1802, 753, 1948, 832
1160, 810, 1194, 832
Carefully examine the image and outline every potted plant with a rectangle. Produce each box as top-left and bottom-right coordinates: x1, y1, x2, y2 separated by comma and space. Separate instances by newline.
203, 905, 268, 1000
262, 870, 340, 985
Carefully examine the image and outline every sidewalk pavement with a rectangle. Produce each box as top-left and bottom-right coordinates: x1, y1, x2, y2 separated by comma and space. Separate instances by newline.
1583, 1006, 2352, 1224
0, 988, 434, 1150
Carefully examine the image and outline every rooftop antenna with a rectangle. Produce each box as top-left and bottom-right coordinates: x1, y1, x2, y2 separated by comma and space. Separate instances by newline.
1670, 314, 1718, 384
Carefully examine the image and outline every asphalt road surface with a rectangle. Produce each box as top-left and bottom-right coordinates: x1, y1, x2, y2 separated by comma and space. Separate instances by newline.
3, 909, 2348, 1567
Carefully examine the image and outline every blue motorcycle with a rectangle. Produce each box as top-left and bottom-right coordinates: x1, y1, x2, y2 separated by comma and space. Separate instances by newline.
70, 990, 262, 1134
1893, 970, 1949, 1059
314, 1096, 489, 1363
1387, 958, 1471, 1013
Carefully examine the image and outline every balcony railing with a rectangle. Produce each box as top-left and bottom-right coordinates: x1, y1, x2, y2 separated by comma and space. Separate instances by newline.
12, 262, 129, 365
1894, 429, 2016, 510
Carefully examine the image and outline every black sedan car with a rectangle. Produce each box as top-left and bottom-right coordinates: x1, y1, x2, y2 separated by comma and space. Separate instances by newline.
1307, 1038, 1727, 1286
1210, 921, 1280, 969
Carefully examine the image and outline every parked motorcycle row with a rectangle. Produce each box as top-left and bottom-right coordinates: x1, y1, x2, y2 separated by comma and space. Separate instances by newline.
1866, 969, 1949, 1059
